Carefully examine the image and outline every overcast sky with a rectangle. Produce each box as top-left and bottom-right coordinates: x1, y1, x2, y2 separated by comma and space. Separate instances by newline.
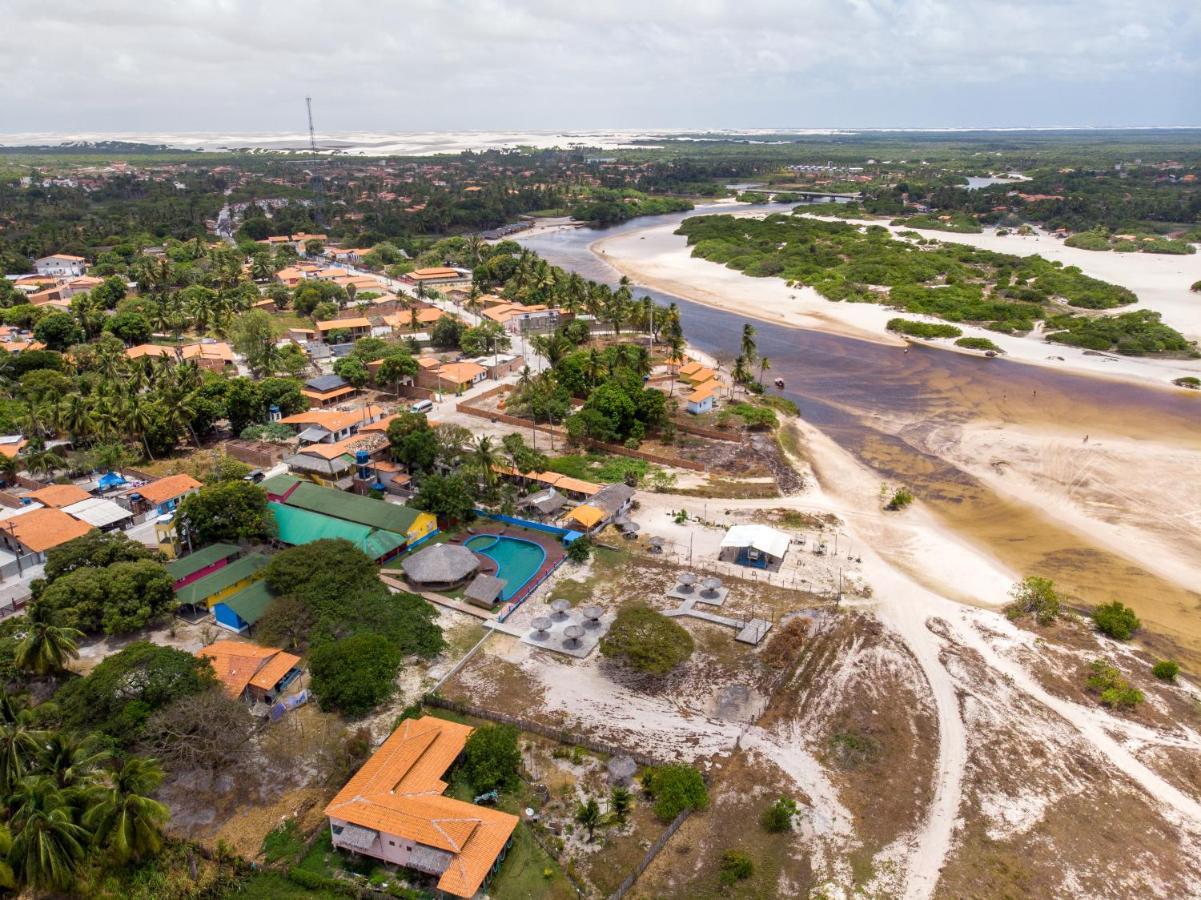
5, 0, 1200, 134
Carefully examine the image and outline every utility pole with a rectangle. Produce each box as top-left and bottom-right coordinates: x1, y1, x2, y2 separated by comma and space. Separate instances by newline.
305, 96, 318, 152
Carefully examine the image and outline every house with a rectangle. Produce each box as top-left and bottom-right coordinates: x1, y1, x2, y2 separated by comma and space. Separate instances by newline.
491, 465, 600, 499
685, 379, 721, 415
126, 344, 177, 362
35, 255, 87, 277
268, 502, 409, 563
562, 483, 634, 531
324, 716, 518, 898
470, 353, 524, 380
197, 639, 302, 702
280, 482, 437, 547
719, 524, 791, 569
415, 360, 487, 395
0, 507, 94, 561
402, 266, 472, 290
283, 433, 389, 490
26, 483, 92, 509
678, 361, 717, 385
481, 302, 566, 335
315, 318, 372, 342
164, 543, 241, 589
279, 405, 383, 444
174, 553, 270, 613
180, 342, 234, 372
135, 473, 202, 515
302, 374, 356, 407
518, 487, 566, 520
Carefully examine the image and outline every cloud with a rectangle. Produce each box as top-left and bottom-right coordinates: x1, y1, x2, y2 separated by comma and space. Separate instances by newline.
4, 0, 1199, 132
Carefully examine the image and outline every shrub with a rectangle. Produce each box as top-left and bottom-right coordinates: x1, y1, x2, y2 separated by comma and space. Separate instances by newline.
1152, 660, 1180, 682
461, 723, 522, 793
1085, 659, 1144, 709
1005, 576, 1061, 626
1064, 231, 1112, 251
309, 634, 401, 716
885, 487, 913, 511
886, 318, 963, 339
641, 764, 708, 822
1173, 376, 1200, 390
719, 850, 754, 885
760, 796, 798, 833
1091, 602, 1140, 640
1191, 280, 1201, 293
600, 605, 695, 675
566, 537, 592, 563
954, 336, 1003, 352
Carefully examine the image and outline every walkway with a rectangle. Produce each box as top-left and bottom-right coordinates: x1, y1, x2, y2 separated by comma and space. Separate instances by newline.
378, 572, 494, 621
663, 594, 772, 645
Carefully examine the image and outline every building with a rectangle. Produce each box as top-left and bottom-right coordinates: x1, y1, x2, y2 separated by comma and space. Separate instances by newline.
280, 482, 436, 547
164, 543, 241, 589
268, 502, 409, 563
402, 267, 472, 290
315, 318, 373, 343
685, 379, 720, 415
61, 497, 134, 532
324, 716, 518, 898
34, 255, 87, 277
174, 553, 270, 615
0, 507, 94, 561
180, 342, 235, 372
302, 374, 356, 407
481, 302, 567, 335
283, 433, 389, 490
136, 473, 203, 516
415, 360, 487, 395
197, 640, 302, 703
562, 483, 634, 532
719, 524, 791, 569
279, 405, 383, 445
26, 483, 92, 509
400, 542, 480, 591
470, 353, 524, 380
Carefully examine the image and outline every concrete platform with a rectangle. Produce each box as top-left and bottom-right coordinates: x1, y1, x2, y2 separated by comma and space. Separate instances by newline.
665, 586, 730, 606
516, 601, 612, 659
735, 618, 773, 645
664, 595, 772, 645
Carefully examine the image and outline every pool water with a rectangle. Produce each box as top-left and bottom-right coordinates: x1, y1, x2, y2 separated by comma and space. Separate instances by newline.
464, 535, 547, 601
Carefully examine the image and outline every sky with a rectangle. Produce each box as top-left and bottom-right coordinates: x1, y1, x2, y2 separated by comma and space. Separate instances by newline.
5, 0, 1201, 134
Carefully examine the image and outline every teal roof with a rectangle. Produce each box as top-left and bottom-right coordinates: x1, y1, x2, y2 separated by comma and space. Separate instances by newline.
283, 482, 422, 534
261, 473, 301, 496
269, 502, 407, 561
220, 580, 274, 626
175, 554, 269, 606
164, 543, 240, 582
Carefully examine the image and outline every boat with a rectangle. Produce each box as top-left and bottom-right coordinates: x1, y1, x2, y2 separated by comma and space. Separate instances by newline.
774, 378, 785, 389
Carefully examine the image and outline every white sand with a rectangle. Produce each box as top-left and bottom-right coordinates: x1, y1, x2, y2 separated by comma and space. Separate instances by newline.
592, 215, 1201, 389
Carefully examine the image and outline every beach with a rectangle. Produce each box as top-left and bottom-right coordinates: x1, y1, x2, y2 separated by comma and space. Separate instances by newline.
591, 212, 1201, 390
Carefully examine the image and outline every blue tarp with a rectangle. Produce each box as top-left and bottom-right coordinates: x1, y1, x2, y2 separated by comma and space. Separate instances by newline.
97, 471, 127, 491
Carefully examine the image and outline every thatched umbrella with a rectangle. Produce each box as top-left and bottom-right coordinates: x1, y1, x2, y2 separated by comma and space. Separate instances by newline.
677, 572, 698, 593
531, 617, 552, 639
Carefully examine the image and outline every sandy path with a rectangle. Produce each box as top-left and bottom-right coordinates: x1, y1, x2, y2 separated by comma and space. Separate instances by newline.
592, 216, 1201, 389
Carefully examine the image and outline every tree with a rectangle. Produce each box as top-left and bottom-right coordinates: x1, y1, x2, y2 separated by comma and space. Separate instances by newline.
35, 559, 174, 635
176, 481, 274, 544
13, 602, 82, 675
8, 778, 88, 891
56, 641, 215, 737
610, 786, 632, 825
42, 531, 154, 584
387, 412, 439, 472
576, 797, 602, 841
430, 315, 464, 349
377, 351, 418, 396
760, 796, 798, 833
641, 764, 708, 822
459, 322, 511, 357
1085, 659, 1144, 709
1005, 576, 1061, 626
332, 355, 370, 388
600, 605, 695, 675
1092, 601, 1140, 640
461, 724, 521, 793
33, 312, 85, 351
414, 473, 476, 524
104, 310, 152, 345
565, 537, 592, 563
84, 756, 170, 865
309, 634, 401, 716
230, 309, 278, 376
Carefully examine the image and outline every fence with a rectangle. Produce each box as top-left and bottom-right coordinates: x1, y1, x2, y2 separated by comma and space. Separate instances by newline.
478, 511, 578, 540
423, 695, 677, 769
0, 553, 41, 583
608, 809, 692, 900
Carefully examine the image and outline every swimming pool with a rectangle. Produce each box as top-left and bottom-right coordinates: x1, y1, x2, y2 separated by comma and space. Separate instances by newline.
464, 534, 547, 601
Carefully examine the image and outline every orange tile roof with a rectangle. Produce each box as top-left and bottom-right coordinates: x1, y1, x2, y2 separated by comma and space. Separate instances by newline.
408, 267, 462, 279
302, 385, 356, 402
181, 342, 234, 362
138, 473, 202, 506
279, 405, 383, 433
5, 507, 94, 553
197, 640, 299, 698
324, 716, 518, 898
564, 504, 604, 529
435, 362, 486, 385
126, 344, 176, 360
316, 317, 372, 331
26, 483, 91, 508
687, 379, 721, 403
683, 366, 716, 385
678, 360, 704, 377
0, 439, 28, 460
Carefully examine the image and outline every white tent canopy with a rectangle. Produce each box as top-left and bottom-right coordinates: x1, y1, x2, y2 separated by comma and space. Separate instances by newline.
720, 524, 791, 560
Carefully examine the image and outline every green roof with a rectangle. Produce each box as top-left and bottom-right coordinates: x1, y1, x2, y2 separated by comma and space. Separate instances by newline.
283, 482, 422, 534
261, 473, 301, 496
269, 502, 407, 561
220, 580, 274, 626
174, 554, 269, 606
164, 543, 240, 582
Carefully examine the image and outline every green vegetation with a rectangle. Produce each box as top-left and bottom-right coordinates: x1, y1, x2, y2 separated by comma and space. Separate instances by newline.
955, 336, 1003, 352
1173, 376, 1200, 389
892, 213, 983, 233
600, 605, 695, 675
641, 764, 708, 822
719, 849, 754, 885
545, 452, 650, 485
309, 634, 401, 716
887, 318, 963, 339
1064, 231, 1113, 251
885, 487, 914, 510
1152, 660, 1180, 682
1091, 602, 1140, 640
760, 796, 799, 833
1044, 310, 1197, 356
1085, 660, 1144, 709
571, 189, 692, 226
460, 724, 522, 793
1005, 576, 1061, 626
175, 480, 274, 545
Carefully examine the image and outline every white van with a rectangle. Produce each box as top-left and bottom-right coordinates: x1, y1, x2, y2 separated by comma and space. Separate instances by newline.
410, 399, 434, 414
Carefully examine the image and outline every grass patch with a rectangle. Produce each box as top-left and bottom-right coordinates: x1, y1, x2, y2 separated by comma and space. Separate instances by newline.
828, 730, 882, 769
489, 821, 577, 900
544, 452, 652, 485
261, 820, 305, 865
233, 872, 343, 899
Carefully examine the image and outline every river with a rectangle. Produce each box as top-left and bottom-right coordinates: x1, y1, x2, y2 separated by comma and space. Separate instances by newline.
518, 204, 1201, 662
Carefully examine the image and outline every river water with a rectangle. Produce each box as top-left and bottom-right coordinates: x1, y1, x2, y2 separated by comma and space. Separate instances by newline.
518, 205, 1201, 660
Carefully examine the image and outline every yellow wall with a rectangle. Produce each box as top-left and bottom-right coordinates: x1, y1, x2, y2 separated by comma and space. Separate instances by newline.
406, 512, 438, 544
205, 575, 263, 609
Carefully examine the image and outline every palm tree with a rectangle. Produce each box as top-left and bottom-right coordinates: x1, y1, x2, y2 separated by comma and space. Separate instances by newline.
0, 719, 43, 797
471, 435, 499, 491
14, 603, 83, 676
39, 732, 108, 796
122, 394, 157, 461
57, 394, 96, 446
20, 439, 66, 482
740, 323, 757, 367
9, 777, 89, 891
0, 823, 15, 891
575, 797, 602, 841
85, 757, 170, 866
758, 356, 772, 388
